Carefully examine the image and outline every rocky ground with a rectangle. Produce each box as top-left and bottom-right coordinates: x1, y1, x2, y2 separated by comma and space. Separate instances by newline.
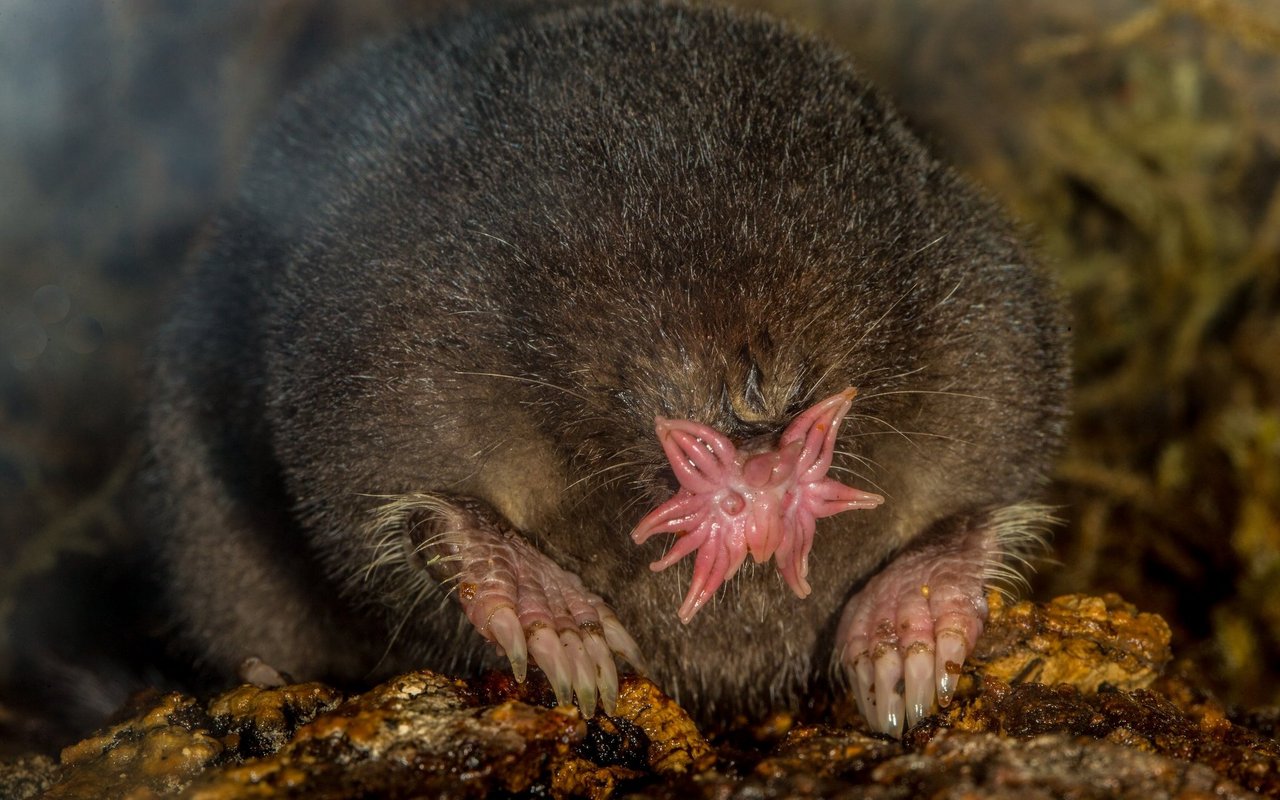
6, 594, 1278, 799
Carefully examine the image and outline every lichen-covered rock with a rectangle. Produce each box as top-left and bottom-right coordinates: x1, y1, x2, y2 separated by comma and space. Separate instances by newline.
22, 668, 713, 799
921, 681, 1279, 796
878, 733, 1259, 799
13, 595, 1279, 798
44, 692, 222, 799
750, 725, 901, 786
973, 592, 1173, 691
206, 683, 344, 759
184, 671, 584, 799
0, 754, 58, 800
704, 730, 1260, 799
549, 676, 715, 798
612, 675, 716, 777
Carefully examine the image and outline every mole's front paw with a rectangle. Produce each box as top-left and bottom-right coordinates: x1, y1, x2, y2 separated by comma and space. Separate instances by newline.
394, 495, 646, 717
833, 525, 996, 737
433, 521, 642, 718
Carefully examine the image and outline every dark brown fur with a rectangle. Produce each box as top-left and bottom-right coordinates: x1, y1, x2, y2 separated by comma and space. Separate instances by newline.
147, 1, 1068, 717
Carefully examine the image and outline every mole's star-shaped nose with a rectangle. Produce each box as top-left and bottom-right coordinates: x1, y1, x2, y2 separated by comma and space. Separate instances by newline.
630, 388, 884, 623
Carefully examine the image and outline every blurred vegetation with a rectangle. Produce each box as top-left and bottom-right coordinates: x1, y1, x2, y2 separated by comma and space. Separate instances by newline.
0, 0, 1277, 753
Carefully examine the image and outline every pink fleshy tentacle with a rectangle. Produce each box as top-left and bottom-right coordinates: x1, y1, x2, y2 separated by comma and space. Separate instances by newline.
649, 519, 709, 572
634, 387, 884, 623
748, 494, 784, 563
676, 512, 752, 623
773, 507, 818, 598
630, 489, 707, 545
781, 387, 858, 483
675, 537, 718, 623
802, 477, 885, 518
655, 417, 737, 493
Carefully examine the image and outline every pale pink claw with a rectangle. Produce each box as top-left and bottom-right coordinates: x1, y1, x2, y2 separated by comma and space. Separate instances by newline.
834, 524, 998, 737
632, 388, 884, 622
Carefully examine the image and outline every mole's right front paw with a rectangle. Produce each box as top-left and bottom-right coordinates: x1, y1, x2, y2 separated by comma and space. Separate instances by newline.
415, 501, 644, 718
459, 535, 644, 717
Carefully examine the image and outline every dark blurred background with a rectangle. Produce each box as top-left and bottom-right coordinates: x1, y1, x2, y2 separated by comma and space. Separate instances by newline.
2, 0, 1278, 755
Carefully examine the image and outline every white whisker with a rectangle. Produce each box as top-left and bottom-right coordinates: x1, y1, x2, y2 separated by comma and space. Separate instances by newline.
470, 228, 533, 268
564, 459, 649, 501
848, 278, 920, 354
374, 579, 438, 671
935, 273, 964, 308
846, 412, 923, 449
858, 388, 997, 404
843, 429, 974, 446
453, 370, 589, 402
833, 447, 884, 470
826, 465, 889, 497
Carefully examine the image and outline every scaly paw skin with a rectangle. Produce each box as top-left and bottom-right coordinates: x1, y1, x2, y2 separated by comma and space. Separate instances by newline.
834, 527, 992, 737
393, 495, 645, 718
452, 532, 644, 718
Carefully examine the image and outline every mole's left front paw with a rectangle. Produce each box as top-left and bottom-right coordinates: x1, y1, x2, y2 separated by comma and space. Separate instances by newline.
833, 526, 994, 737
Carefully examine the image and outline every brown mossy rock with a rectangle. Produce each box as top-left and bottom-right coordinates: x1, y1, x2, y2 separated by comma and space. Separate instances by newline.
206, 683, 344, 759
0, 754, 58, 800
973, 592, 1173, 691
13, 595, 1279, 798
184, 672, 588, 799
917, 682, 1279, 796
47, 692, 223, 800
711, 730, 1257, 799
24, 669, 711, 799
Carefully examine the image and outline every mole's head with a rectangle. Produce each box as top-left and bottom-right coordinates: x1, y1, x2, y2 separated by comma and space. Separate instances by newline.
535, 276, 890, 623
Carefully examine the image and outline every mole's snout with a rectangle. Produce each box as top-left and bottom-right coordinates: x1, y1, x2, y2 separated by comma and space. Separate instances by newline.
630, 388, 884, 623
